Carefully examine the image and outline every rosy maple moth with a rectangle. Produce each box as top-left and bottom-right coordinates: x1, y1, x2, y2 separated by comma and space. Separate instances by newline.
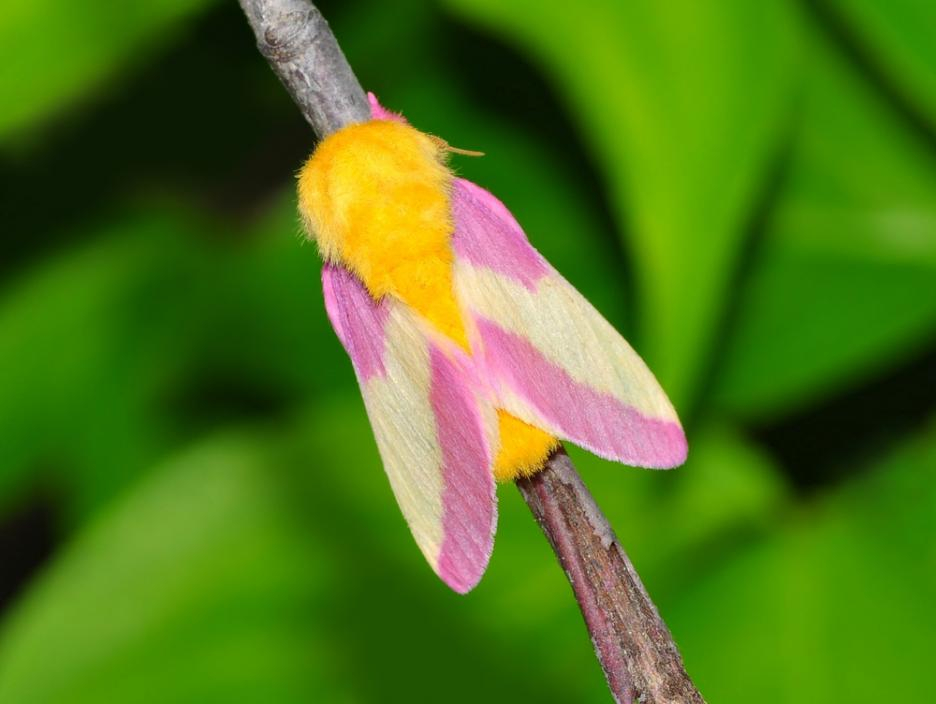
297, 94, 686, 593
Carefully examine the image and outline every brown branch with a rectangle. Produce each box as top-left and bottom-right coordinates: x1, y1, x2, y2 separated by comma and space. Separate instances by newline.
517, 449, 703, 703
237, 1, 704, 701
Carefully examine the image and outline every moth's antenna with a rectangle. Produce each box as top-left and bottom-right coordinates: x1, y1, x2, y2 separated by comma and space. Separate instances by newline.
446, 145, 485, 158
429, 134, 485, 157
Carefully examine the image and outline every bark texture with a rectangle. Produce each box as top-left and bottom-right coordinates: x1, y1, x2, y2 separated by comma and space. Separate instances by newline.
239, 0, 369, 137
517, 449, 704, 703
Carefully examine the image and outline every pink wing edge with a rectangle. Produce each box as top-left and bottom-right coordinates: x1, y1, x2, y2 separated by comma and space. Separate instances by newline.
322, 261, 496, 594
368, 92, 406, 123
448, 177, 688, 469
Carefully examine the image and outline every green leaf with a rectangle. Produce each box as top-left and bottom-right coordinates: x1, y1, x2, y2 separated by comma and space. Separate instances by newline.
0, 203, 335, 519
0, 212, 207, 513
0, 435, 341, 704
444, 0, 800, 407
668, 421, 936, 703
713, 34, 936, 418
0, 0, 213, 143
828, 0, 936, 128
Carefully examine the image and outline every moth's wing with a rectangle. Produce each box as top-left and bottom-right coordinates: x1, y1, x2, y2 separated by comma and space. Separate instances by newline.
322, 263, 496, 593
367, 91, 406, 122
451, 179, 687, 469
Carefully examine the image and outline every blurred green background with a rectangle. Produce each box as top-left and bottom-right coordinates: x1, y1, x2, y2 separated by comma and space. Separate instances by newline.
1, 0, 934, 701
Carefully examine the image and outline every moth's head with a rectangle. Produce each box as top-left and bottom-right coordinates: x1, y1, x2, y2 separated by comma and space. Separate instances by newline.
296, 119, 451, 259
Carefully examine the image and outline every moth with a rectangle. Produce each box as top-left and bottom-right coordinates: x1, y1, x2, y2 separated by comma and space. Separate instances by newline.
297, 94, 686, 593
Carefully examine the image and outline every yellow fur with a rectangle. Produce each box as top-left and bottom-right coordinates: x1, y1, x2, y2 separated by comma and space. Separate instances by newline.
493, 410, 559, 481
298, 119, 558, 479
298, 120, 468, 348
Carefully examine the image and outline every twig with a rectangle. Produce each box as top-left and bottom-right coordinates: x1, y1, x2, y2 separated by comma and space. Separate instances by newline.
517, 449, 703, 703
239, 0, 369, 135
237, 2, 704, 701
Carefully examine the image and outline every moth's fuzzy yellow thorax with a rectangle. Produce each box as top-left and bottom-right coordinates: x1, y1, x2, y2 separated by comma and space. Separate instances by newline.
298, 120, 449, 263
298, 119, 468, 347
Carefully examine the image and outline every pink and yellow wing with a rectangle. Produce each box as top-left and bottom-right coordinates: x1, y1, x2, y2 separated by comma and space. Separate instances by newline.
322, 263, 496, 593
451, 179, 687, 469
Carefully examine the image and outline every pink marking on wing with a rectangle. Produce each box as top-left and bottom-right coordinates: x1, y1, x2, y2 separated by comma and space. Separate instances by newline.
368, 92, 407, 123
322, 263, 389, 381
429, 346, 496, 593
476, 318, 687, 468
451, 179, 550, 290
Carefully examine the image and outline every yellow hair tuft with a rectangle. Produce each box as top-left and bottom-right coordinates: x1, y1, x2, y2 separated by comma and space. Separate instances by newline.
493, 410, 560, 481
